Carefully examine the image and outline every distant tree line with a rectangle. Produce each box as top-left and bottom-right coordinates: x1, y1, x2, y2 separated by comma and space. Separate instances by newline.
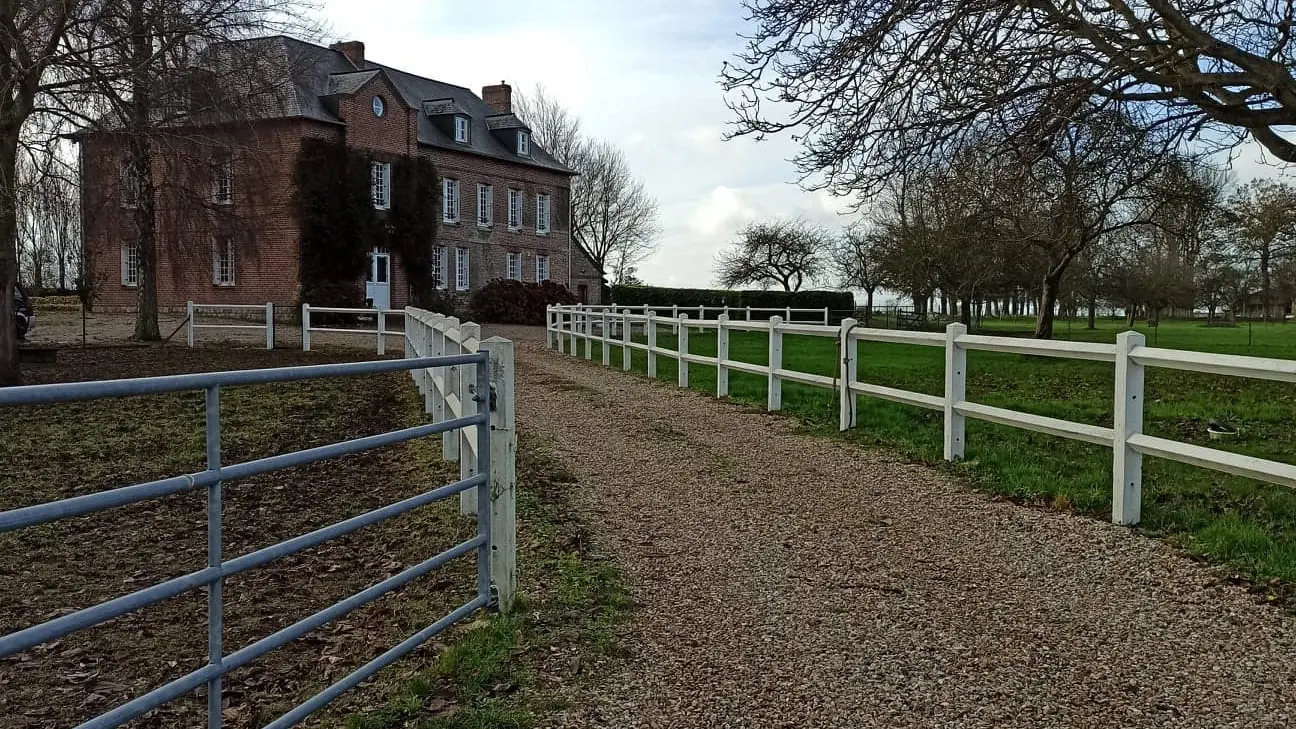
721, 0, 1296, 338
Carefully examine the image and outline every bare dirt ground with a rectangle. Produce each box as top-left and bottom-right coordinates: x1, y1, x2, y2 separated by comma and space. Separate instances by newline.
511, 327, 1296, 729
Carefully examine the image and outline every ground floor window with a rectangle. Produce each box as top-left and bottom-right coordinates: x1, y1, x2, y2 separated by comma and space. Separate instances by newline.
213, 237, 235, 286
506, 251, 521, 280
433, 246, 448, 289
455, 247, 470, 290
536, 252, 549, 282
121, 242, 139, 287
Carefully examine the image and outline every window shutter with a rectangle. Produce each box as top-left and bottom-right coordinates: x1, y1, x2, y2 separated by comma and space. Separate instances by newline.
121, 244, 130, 285
212, 241, 220, 284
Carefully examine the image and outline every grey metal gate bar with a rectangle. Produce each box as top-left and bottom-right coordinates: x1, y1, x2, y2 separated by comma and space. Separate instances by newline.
0, 353, 499, 729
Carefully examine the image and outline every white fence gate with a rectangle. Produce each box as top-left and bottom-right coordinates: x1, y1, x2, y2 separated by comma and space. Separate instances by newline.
547, 304, 1296, 526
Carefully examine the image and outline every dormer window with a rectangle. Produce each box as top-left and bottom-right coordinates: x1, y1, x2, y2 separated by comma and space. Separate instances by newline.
454, 116, 470, 143
517, 131, 530, 157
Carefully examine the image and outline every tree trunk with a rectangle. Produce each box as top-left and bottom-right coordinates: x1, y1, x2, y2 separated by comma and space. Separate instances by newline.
960, 295, 972, 327
1087, 296, 1096, 329
864, 287, 874, 327
1261, 246, 1273, 322
130, 0, 161, 341
0, 126, 20, 385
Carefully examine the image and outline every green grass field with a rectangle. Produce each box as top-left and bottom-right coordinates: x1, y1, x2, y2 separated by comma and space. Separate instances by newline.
564, 317, 1296, 584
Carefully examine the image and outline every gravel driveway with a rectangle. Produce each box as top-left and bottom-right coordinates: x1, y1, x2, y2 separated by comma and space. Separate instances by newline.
508, 328, 1296, 729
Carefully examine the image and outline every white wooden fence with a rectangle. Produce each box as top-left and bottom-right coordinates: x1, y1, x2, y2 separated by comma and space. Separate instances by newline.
548, 303, 1296, 526
302, 304, 405, 354
187, 301, 275, 349
404, 307, 517, 609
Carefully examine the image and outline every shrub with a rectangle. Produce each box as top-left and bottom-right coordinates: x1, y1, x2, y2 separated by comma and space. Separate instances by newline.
469, 279, 578, 325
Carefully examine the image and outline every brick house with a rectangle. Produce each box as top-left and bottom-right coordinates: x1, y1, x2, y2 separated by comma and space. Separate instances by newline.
79, 36, 605, 315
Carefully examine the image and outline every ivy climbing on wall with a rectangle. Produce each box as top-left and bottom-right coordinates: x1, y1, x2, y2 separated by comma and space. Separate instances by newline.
293, 138, 443, 308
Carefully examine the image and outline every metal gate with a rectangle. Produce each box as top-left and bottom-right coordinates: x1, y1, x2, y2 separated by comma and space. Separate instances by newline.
0, 352, 511, 729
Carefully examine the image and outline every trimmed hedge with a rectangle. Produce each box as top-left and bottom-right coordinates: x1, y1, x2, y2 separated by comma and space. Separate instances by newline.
608, 285, 854, 321
469, 279, 578, 325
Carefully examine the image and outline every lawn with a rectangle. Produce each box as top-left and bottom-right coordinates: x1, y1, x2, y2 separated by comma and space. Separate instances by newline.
566, 318, 1296, 586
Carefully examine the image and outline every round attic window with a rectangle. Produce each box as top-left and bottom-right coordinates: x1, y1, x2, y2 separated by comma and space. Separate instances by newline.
372, 96, 386, 117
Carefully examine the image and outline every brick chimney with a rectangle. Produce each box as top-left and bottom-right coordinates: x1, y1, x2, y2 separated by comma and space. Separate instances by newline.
482, 81, 512, 114
330, 40, 365, 68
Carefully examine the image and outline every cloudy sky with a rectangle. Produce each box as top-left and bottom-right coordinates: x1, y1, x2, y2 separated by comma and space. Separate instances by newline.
320, 0, 1291, 289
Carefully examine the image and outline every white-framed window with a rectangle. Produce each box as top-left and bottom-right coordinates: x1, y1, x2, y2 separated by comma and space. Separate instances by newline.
443, 178, 460, 223
535, 252, 549, 282
517, 131, 530, 157
536, 193, 551, 234
477, 183, 493, 227
371, 161, 391, 210
121, 242, 140, 286
506, 251, 521, 280
213, 237, 235, 286
120, 162, 141, 209
454, 116, 470, 143
507, 188, 522, 230
432, 245, 448, 290
212, 158, 233, 204
455, 247, 470, 291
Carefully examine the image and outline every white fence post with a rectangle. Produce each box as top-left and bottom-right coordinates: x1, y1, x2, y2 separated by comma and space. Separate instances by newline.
376, 310, 386, 356
647, 311, 658, 379
697, 305, 704, 328
265, 302, 275, 350
482, 336, 517, 612
823, 307, 830, 326
431, 315, 447, 426
301, 303, 311, 351
677, 313, 689, 388
601, 310, 611, 366
944, 323, 967, 461
442, 316, 460, 463
545, 307, 555, 350
568, 308, 578, 355
459, 322, 481, 515
622, 310, 632, 371
785, 306, 792, 322
671, 305, 679, 334
745, 306, 752, 321
1113, 331, 1146, 525
717, 313, 730, 398
186, 301, 195, 348
767, 315, 783, 411
839, 317, 858, 431
583, 309, 593, 360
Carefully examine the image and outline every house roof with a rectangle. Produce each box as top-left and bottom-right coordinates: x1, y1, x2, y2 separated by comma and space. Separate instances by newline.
265, 36, 573, 175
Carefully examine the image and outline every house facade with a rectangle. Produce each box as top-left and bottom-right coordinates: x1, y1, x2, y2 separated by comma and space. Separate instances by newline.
80, 36, 604, 315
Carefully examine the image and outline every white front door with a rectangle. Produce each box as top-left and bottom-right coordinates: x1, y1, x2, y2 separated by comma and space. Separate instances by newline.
366, 249, 391, 309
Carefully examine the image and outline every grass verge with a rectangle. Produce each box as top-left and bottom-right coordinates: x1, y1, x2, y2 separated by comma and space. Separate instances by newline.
341, 435, 632, 729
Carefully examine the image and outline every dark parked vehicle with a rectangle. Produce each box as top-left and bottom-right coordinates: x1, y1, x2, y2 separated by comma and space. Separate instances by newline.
13, 283, 33, 341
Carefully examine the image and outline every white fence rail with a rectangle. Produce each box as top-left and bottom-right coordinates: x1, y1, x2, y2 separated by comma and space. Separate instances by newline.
405, 307, 516, 609
187, 301, 275, 349
577, 303, 831, 327
302, 304, 405, 355
548, 303, 1296, 525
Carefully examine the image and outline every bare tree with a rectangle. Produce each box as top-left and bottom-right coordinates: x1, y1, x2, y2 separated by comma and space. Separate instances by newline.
515, 85, 659, 286
51, 1, 315, 340
723, 0, 1296, 199
0, 1, 101, 383
832, 224, 887, 325
1222, 179, 1296, 321
716, 218, 829, 291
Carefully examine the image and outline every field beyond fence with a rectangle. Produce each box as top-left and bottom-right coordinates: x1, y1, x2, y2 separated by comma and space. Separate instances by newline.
550, 305, 1296, 586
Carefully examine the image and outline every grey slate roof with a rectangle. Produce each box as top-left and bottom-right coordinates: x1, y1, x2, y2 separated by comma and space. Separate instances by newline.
263, 35, 573, 175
